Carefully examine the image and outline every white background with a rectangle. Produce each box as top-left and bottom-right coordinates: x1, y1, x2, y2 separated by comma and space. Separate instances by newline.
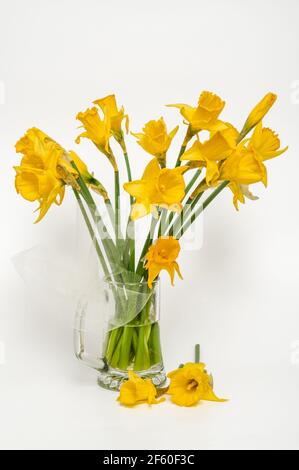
0, 0, 299, 450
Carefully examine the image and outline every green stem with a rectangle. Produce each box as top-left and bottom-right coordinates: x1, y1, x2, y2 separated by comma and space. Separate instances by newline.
136, 215, 160, 276
175, 144, 187, 167
122, 223, 133, 270
169, 185, 206, 237
167, 169, 202, 236
71, 161, 114, 241
71, 160, 124, 277
110, 335, 123, 368
123, 151, 132, 182
122, 150, 135, 271
114, 170, 120, 244
72, 189, 109, 276
105, 199, 116, 234
132, 328, 138, 354
195, 344, 200, 363
175, 126, 193, 167
177, 181, 229, 239
129, 238, 135, 272
105, 327, 123, 363
149, 322, 163, 365
171, 128, 250, 239
157, 208, 167, 237
185, 169, 202, 195
118, 326, 134, 370
134, 295, 152, 371
90, 178, 115, 235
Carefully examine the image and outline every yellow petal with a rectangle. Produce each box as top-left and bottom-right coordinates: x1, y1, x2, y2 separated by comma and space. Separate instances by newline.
34, 184, 65, 223
167, 104, 197, 127
142, 158, 161, 181
202, 387, 227, 402
180, 140, 203, 162
123, 180, 147, 199
15, 170, 39, 201
168, 125, 179, 141
228, 182, 245, 210
198, 91, 225, 116
200, 130, 235, 161
93, 94, 118, 115
205, 160, 220, 186
130, 201, 151, 220
250, 123, 288, 161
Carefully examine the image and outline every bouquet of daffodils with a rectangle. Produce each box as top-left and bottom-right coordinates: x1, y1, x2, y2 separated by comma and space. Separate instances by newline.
14, 91, 287, 406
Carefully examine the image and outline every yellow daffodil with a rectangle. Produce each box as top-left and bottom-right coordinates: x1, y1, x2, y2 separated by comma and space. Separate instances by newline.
76, 107, 110, 149
123, 158, 187, 220
118, 370, 165, 406
220, 144, 267, 186
15, 167, 66, 223
239, 92, 277, 139
248, 121, 288, 161
190, 144, 269, 209
168, 91, 225, 134
15, 128, 105, 222
181, 127, 237, 186
219, 144, 267, 210
132, 117, 178, 167
222, 122, 288, 210
76, 107, 117, 170
167, 362, 226, 407
93, 94, 129, 143
145, 236, 183, 288
15, 127, 58, 159
15, 128, 66, 223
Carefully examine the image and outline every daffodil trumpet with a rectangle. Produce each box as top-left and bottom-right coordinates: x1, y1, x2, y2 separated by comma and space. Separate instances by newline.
14, 92, 287, 388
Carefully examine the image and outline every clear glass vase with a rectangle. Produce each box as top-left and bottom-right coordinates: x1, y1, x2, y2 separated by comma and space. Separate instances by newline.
73, 276, 166, 391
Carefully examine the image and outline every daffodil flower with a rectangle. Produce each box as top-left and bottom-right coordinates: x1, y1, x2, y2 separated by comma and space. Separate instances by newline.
145, 236, 183, 288
218, 144, 266, 210
220, 144, 267, 186
123, 158, 187, 220
118, 370, 165, 406
76, 107, 117, 170
93, 94, 129, 144
181, 127, 237, 186
132, 117, 178, 167
168, 91, 225, 134
248, 121, 288, 161
14, 128, 104, 222
15, 128, 66, 222
167, 362, 226, 407
220, 122, 288, 210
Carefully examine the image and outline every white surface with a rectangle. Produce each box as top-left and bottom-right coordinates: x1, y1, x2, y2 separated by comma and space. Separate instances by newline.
0, 0, 299, 450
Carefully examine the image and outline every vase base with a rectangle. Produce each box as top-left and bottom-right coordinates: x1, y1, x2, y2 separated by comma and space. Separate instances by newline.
97, 363, 167, 391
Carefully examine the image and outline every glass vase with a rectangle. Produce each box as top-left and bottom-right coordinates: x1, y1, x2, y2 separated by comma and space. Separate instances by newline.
74, 276, 166, 391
